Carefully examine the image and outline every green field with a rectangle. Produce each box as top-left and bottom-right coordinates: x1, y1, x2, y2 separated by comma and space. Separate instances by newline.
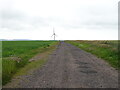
0, 41, 2, 89
66, 40, 119, 69
2, 41, 57, 85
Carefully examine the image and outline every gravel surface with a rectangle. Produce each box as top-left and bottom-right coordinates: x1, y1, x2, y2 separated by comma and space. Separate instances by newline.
4, 42, 118, 88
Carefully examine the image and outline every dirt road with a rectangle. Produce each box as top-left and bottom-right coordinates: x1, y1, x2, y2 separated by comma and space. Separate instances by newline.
4, 42, 118, 88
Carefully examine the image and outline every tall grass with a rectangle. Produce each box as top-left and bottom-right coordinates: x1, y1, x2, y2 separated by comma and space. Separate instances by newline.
2, 59, 17, 84
67, 40, 119, 69
2, 41, 57, 85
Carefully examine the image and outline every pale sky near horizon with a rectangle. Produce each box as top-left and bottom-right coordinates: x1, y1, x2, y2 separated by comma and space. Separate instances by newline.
0, 0, 119, 40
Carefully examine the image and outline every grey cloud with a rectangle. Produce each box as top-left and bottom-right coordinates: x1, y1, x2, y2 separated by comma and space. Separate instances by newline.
0, 2, 117, 32
0, 10, 49, 31
1, 9, 25, 20
56, 18, 117, 30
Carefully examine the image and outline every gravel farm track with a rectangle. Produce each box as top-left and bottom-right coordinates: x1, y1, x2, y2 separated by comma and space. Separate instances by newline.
3, 42, 118, 88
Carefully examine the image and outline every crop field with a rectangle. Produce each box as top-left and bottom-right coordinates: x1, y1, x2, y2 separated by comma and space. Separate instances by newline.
66, 40, 119, 69
2, 41, 57, 85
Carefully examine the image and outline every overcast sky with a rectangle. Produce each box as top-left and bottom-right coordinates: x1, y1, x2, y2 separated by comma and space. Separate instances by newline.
0, 0, 119, 40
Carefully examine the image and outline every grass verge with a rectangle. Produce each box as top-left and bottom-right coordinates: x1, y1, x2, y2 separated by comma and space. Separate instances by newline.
66, 40, 119, 69
15, 43, 57, 76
